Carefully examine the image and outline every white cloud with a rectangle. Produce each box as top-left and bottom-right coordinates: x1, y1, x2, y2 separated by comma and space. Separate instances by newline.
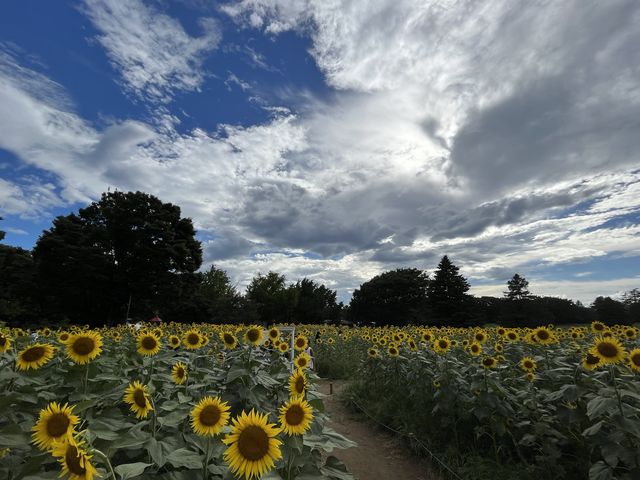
82, 0, 221, 103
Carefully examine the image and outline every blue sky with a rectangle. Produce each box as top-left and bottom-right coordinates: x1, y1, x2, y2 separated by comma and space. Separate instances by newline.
1, 0, 639, 304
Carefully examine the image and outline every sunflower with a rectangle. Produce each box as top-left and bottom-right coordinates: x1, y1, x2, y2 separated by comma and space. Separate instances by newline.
433, 337, 451, 354
268, 327, 280, 340
520, 357, 537, 372
57, 331, 70, 343
279, 398, 313, 435
191, 396, 231, 436
288, 369, 307, 398
590, 336, 626, 365
624, 328, 638, 340
294, 335, 308, 352
526, 372, 536, 382
16, 343, 55, 370
421, 332, 433, 343
408, 339, 417, 351
0, 333, 12, 353
278, 342, 289, 353
223, 409, 282, 480
367, 347, 379, 358
481, 356, 497, 369
137, 332, 161, 356
327, 337, 335, 345
222, 332, 238, 350
123, 380, 153, 419
582, 352, 601, 371
532, 327, 555, 345
591, 321, 607, 333
51, 436, 98, 480
31, 402, 80, 451
627, 348, 640, 372
387, 345, 399, 357
183, 330, 203, 350
506, 330, 519, 342
468, 342, 482, 356
294, 352, 311, 370
473, 331, 487, 343
168, 335, 181, 349
171, 362, 188, 385
244, 326, 264, 347
66, 332, 103, 364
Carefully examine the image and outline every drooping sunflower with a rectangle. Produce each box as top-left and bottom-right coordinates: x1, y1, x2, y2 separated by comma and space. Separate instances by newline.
279, 398, 313, 435
590, 336, 626, 365
481, 356, 497, 369
288, 369, 307, 398
51, 436, 98, 480
123, 380, 153, 419
0, 333, 12, 353
244, 326, 264, 347
627, 348, 640, 372
191, 396, 231, 436
16, 343, 56, 371
31, 402, 80, 451
183, 330, 203, 350
223, 409, 282, 480
294, 352, 311, 370
137, 332, 161, 356
171, 362, 188, 385
582, 352, 601, 371
294, 335, 308, 352
520, 357, 537, 372
66, 332, 103, 364
222, 332, 239, 350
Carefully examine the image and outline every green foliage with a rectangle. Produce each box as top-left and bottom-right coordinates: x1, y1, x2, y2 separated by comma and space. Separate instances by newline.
0, 245, 39, 323
504, 274, 530, 300
427, 255, 471, 322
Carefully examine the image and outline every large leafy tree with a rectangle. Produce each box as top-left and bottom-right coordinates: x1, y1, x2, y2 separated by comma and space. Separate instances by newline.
33, 191, 202, 324
504, 273, 531, 300
427, 255, 471, 322
0, 244, 39, 324
245, 271, 289, 324
290, 278, 341, 324
197, 265, 243, 323
349, 268, 430, 326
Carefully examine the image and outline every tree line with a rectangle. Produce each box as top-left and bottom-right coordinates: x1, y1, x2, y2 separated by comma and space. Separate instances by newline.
1, 191, 638, 327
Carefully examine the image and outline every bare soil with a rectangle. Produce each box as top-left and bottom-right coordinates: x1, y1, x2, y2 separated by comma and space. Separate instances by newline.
318, 379, 440, 480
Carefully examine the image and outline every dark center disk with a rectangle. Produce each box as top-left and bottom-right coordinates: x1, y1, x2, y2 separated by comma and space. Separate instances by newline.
297, 357, 307, 367
483, 358, 494, 367
0, 336, 7, 347
141, 336, 157, 350
438, 340, 447, 349
295, 377, 305, 393
537, 330, 549, 340
199, 405, 221, 426
177, 367, 185, 378
46, 413, 70, 437
247, 330, 259, 342
237, 426, 269, 461
73, 337, 95, 356
524, 361, 533, 369
597, 342, 618, 358
296, 339, 305, 348
224, 334, 235, 344
22, 346, 45, 362
187, 333, 200, 345
632, 354, 640, 367
586, 353, 600, 365
65, 445, 86, 475
133, 389, 147, 408
285, 405, 304, 426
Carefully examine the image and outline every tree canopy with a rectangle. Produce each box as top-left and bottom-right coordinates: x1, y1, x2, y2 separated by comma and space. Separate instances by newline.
504, 273, 530, 300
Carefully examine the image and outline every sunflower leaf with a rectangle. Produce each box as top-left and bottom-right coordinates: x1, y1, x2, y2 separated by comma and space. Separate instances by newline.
114, 462, 153, 480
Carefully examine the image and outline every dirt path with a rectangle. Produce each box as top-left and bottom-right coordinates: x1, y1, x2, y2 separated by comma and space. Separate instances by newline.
318, 379, 439, 480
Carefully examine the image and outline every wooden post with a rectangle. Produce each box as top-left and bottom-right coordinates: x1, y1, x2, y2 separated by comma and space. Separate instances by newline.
329, 382, 333, 395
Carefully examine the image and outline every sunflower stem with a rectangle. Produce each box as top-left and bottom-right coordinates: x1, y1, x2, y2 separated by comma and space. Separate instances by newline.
92, 448, 116, 480
83, 362, 90, 395
203, 436, 211, 480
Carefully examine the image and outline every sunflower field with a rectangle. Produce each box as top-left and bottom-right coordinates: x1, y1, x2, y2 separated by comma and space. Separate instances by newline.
0, 324, 355, 480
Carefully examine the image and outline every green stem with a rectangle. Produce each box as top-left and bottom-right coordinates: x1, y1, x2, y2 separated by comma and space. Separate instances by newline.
83, 363, 90, 395
92, 448, 116, 480
203, 436, 211, 480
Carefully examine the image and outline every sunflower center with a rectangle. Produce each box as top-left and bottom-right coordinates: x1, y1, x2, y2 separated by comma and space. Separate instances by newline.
483, 358, 494, 367
22, 346, 45, 362
631, 354, 640, 366
471, 345, 479, 353
199, 405, 221, 426
60, 333, 69, 341
508, 333, 516, 340
537, 330, 549, 340
594, 323, 604, 331
65, 445, 86, 475
269, 330, 278, 339
285, 405, 304, 426
297, 357, 307, 367
237, 425, 269, 461
47, 413, 70, 437
133, 389, 147, 408
247, 329, 260, 343
524, 361, 534, 369
295, 339, 305, 348
295, 377, 305, 393
176, 367, 185, 378
187, 333, 200, 345
141, 336, 157, 350
390, 348, 397, 355
72, 337, 95, 355
438, 340, 447, 349
597, 342, 618, 358
224, 334, 235, 345
586, 353, 600, 365
0, 336, 7, 347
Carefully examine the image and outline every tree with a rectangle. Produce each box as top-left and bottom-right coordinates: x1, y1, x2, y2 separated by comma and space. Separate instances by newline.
349, 268, 430, 326
290, 278, 341, 324
591, 296, 628, 325
33, 191, 202, 324
504, 273, 530, 300
621, 289, 640, 322
0, 244, 40, 324
427, 255, 471, 322
198, 265, 243, 323
0, 216, 5, 242
245, 272, 288, 324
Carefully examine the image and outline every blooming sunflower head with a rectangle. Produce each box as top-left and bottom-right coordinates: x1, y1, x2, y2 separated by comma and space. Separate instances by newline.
590, 336, 626, 365
191, 396, 231, 436
481, 356, 497, 369
387, 345, 399, 357
0, 333, 13, 353
31, 402, 80, 451
244, 326, 264, 347
433, 337, 451, 354
221, 332, 238, 350
288, 369, 307, 398
223, 409, 282, 480
294, 335, 308, 352
468, 342, 482, 356
171, 362, 188, 385
123, 380, 153, 419
183, 330, 203, 350
279, 398, 313, 435
278, 342, 289, 353
16, 343, 56, 371
628, 348, 640, 372
520, 357, 537, 372
268, 327, 280, 340
582, 352, 602, 371
532, 327, 555, 345
294, 352, 311, 370
66, 332, 103, 365
168, 335, 181, 349
137, 332, 161, 356
51, 435, 98, 480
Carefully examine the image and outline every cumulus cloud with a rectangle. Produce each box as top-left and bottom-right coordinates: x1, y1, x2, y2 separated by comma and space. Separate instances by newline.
81, 0, 221, 103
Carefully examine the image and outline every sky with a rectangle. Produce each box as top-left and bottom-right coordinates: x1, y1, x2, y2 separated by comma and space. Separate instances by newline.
1, 0, 639, 305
